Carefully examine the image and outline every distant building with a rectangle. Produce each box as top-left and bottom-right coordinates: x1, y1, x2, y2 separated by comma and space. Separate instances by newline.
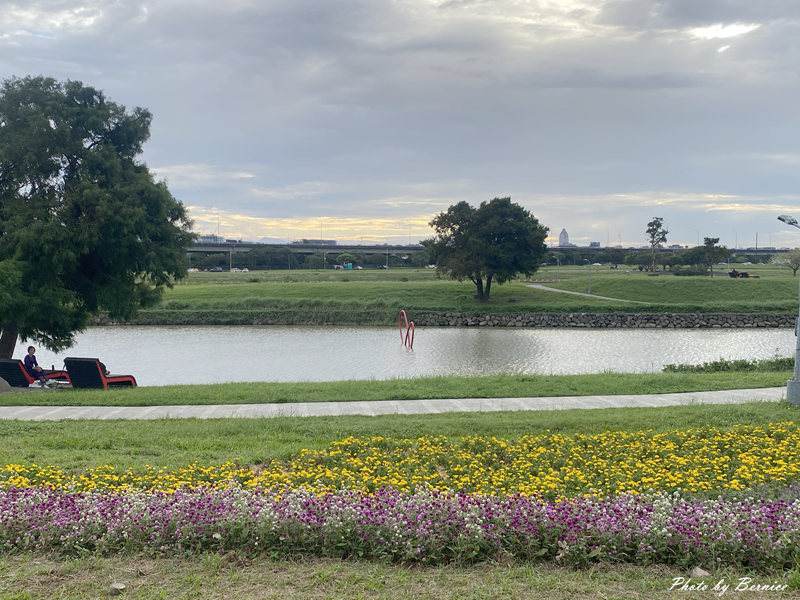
558, 228, 576, 248
290, 239, 338, 246
589, 241, 601, 248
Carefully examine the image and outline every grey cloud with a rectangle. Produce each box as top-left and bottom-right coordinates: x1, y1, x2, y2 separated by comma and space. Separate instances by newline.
597, 0, 800, 28
1, 0, 799, 245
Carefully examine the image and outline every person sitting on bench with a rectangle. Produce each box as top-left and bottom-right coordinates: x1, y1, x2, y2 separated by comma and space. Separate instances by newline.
23, 346, 49, 388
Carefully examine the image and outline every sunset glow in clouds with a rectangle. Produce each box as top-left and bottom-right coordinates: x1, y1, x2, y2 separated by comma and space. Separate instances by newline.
2, 1, 798, 246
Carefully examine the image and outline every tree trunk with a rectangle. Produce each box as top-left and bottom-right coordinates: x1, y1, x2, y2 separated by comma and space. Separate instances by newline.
484, 274, 493, 300
0, 324, 18, 359
473, 276, 486, 301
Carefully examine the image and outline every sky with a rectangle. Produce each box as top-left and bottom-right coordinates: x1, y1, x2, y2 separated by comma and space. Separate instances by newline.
1, 0, 799, 247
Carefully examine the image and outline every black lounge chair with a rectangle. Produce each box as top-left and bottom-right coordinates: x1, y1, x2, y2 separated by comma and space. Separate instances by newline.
0, 359, 71, 388
64, 357, 137, 389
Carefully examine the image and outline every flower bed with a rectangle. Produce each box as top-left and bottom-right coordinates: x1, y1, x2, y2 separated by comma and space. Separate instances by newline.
3, 422, 800, 498
3, 423, 800, 568
1, 487, 798, 568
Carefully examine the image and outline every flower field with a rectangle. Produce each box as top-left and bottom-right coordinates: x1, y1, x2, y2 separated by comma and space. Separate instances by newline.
3, 422, 800, 497
2, 487, 800, 568
2, 421, 800, 568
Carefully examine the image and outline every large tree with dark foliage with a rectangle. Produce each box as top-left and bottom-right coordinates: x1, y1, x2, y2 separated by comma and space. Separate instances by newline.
646, 217, 668, 271
0, 76, 193, 358
701, 237, 731, 277
427, 197, 548, 301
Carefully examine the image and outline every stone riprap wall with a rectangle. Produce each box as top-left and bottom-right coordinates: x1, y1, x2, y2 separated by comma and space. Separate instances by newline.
410, 312, 795, 329
97, 310, 795, 328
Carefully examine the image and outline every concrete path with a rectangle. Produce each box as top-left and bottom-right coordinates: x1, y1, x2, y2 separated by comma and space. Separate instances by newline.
0, 387, 785, 421
527, 283, 650, 304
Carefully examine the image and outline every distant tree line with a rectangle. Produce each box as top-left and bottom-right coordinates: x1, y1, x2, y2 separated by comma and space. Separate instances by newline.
192, 241, 776, 275
546, 245, 774, 272
190, 247, 432, 270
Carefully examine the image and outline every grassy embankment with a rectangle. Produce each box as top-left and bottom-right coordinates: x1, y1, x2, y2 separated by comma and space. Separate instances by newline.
1, 401, 795, 469
0, 371, 788, 406
125, 263, 799, 325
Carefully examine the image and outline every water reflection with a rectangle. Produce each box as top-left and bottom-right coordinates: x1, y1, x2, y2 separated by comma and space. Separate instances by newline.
13, 326, 794, 386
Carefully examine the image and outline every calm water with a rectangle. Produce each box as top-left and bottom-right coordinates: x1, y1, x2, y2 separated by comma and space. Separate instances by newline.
12, 326, 795, 387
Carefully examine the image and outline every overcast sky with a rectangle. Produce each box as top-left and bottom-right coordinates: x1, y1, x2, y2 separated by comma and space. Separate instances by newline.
2, 0, 799, 247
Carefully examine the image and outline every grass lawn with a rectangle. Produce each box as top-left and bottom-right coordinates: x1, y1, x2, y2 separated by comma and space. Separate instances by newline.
547, 270, 798, 311
129, 264, 799, 325
0, 371, 788, 407
2, 554, 796, 599
0, 401, 796, 470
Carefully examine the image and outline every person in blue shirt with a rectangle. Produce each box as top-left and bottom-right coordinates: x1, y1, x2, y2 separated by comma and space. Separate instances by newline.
23, 346, 49, 388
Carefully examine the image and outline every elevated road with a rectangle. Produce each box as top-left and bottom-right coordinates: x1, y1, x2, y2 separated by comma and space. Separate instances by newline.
188, 242, 426, 255
189, 241, 789, 256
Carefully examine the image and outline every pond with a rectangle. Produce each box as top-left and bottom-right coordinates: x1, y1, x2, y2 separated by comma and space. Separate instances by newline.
12, 326, 794, 386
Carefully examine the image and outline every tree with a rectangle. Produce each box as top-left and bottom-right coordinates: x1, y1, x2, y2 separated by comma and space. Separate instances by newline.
675, 246, 706, 268
702, 237, 731, 277
645, 217, 668, 272
773, 249, 800, 276
304, 255, 324, 269
0, 76, 193, 358
426, 197, 548, 301
336, 252, 356, 265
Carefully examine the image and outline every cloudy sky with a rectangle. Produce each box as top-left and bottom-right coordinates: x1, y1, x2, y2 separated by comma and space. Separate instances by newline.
2, 0, 799, 247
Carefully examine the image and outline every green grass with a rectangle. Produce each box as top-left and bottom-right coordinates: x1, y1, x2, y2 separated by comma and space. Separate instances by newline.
0, 401, 795, 470
2, 554, 796, 599
126, 265, 799, 325
0, 371, 788, 406
547, 270, 798, 312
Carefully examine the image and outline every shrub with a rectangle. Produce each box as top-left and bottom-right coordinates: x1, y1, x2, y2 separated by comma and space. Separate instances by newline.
672, 266, 708, 276
664, 356, 793, 373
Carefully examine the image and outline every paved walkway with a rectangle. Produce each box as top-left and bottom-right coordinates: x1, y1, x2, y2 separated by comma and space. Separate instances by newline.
0, 387, 785, 420
527, 283, 650, 304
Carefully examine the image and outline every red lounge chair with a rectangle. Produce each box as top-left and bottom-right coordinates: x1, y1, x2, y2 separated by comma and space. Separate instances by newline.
64, 357, 137, 389
0, 359, 71, 388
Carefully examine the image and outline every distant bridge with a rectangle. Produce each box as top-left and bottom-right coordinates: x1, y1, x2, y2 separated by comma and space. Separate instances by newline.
188, 242, 427, 256
188, 241, 790, 256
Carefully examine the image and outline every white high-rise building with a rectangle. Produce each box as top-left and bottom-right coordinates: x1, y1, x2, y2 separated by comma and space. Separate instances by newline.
558, 228, 570, 247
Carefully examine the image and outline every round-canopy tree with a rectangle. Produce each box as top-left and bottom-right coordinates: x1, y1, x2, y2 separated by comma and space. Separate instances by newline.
427, 197, 548, 301
0, 76, 193, 358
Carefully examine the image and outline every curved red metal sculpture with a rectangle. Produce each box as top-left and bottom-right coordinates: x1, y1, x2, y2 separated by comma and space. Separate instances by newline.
397, 309, 415, 351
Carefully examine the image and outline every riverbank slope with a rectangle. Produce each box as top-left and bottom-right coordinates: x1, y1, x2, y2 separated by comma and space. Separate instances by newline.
0, 371, 789, 406
104, 266, 798, 327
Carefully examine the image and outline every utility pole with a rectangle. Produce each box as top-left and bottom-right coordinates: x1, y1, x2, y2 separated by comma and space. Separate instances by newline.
777, 215, 800, 404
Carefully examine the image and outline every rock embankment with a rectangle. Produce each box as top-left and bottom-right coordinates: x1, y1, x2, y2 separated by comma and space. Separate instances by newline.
411, 312, 795, 328
96, 310, 795, 328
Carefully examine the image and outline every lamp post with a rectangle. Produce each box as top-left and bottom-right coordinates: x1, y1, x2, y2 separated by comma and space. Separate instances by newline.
778, 214, 800, 404
584, 259, 592, 294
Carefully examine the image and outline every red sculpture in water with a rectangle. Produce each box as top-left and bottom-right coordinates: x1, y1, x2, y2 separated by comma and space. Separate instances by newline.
397, 310, 415, 351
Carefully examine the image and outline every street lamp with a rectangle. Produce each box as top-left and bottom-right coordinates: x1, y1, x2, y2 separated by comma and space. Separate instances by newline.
583, 259, 593, 294
778, 215, 800, 404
